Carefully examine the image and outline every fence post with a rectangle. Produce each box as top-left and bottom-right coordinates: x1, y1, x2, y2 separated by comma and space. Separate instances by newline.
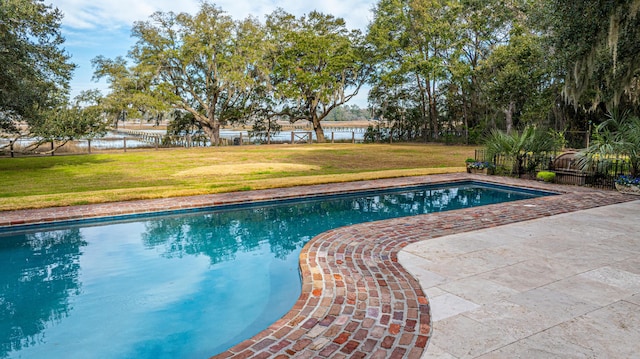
88, 139, 91, 154
155, 136, 159, 150
123, 137, 127, 152
291, 132, 294, 144
308, 132, 312, 144
352, 132, 355, 144
10, 140, 14, 158
239, 132, 243, 146
331, 132, 334, 143
51, 141, 54, 156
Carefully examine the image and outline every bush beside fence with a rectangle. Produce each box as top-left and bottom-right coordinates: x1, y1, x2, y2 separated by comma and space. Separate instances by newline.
475, 149, 631, 190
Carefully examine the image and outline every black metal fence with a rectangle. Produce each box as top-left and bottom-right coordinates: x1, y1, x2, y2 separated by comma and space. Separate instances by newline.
474, 149, 632, 190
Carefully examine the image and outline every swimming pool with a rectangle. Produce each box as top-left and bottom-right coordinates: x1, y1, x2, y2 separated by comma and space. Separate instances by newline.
0, 181, 553, 358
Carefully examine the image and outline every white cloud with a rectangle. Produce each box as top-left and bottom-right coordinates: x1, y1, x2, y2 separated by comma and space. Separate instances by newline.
48, 0, 375, 106
48, 0, 199, 30
220, 0, 375, 30
48, 0, 373, 31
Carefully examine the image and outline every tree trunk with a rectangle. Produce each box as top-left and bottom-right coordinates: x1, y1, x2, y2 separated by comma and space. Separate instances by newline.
205, 96, 221, 146
429, 96, 439, 140
415, 74, 429, 142
462, 95, 469, 145
203, 121, 221, 146
312, 115, 325, 143
469, 73, 480, 137
424, 74, 439, 141
504, 101, 515, 134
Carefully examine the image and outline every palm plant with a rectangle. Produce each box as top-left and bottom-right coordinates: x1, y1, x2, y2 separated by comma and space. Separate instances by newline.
577, 111, 640, 177
484, 125, 562, 175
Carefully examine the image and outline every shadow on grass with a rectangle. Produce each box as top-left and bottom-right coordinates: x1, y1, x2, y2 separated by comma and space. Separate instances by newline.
0, 154, 114, 171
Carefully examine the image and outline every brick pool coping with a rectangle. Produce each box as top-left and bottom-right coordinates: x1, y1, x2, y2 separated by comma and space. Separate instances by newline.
1, 174, 636, 358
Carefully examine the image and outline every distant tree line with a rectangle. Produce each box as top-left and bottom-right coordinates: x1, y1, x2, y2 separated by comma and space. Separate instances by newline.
326, 105, 372, 122
2, 0, 639, 147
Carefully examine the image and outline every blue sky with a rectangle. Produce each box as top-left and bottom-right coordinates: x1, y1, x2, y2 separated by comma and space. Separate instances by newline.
48, 0, 375, 107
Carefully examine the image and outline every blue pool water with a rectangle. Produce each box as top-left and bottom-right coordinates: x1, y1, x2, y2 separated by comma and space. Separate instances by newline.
0, 182, 552, 358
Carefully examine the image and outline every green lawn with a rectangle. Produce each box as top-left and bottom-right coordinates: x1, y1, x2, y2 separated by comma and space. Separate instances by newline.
0, 143, 475, 211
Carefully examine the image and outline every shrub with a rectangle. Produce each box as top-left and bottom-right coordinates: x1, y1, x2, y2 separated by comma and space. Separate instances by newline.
536, 171, 556, 182
615, 175, 640, 186
577, 111, 640, 178
467, 161, 495, 170
484, 125, 562, 175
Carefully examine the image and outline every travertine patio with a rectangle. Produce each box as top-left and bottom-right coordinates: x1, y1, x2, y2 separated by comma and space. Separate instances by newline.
401, 200, 640, 358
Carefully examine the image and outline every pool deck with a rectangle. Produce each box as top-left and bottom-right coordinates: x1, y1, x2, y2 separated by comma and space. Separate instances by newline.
1, 173, 638, 358
401, 192, 640, 358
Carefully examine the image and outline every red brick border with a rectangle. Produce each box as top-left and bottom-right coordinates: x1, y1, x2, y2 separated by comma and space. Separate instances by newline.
0, 174, 635, 358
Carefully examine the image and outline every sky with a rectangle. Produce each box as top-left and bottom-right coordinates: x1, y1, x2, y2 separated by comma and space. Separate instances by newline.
47, 0, 376, 107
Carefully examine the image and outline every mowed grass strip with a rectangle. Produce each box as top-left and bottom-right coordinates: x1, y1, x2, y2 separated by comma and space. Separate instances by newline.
0, 143, 475, 211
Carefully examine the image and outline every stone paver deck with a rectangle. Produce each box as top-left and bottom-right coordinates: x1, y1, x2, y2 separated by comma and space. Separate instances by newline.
401, 199, 640, 358
1, 174, 637, 358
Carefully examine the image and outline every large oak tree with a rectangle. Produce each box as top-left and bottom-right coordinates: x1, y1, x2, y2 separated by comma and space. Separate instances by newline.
126, 3, 269, 145
266, 10, 370, 142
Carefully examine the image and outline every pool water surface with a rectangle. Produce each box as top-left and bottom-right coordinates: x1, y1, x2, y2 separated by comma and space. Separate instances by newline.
0, 182, 552, 358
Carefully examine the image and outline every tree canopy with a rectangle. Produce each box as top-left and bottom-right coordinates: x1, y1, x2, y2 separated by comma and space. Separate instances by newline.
4, 0, 639, 148
86, 0, 640, 147
266, 10, 370, 142
0, 0, 75, 134
95, 4, 369, 144
553, 0, 640, 109
122, 3, 270, 145
481, 29, 549, 134
367, 0, 460, 140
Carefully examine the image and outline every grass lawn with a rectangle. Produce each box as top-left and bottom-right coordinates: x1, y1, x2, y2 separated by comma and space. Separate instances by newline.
0, 143, 475, 211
